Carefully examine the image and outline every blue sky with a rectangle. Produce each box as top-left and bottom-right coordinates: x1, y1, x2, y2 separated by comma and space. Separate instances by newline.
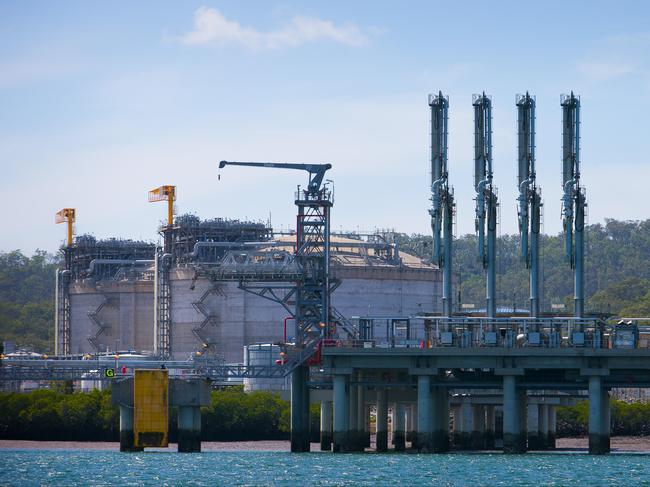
1, 1, 649, 253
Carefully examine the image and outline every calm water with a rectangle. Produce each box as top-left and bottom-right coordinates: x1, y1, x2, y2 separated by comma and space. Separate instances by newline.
1, 450, 650, 486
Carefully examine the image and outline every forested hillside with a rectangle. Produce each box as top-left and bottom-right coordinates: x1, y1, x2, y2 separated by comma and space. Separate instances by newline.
0, 251, 58, 353
393, 218, 650, 316
0, 219, 649, 353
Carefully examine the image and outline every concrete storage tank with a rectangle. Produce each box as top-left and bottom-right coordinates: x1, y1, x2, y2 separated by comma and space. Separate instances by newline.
169, 235, 442, 362
61, 235, 156, 355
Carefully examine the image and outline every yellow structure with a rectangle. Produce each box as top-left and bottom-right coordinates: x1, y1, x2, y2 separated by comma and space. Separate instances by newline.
55, 208, 76, 247
134, 369, 169, 448
148, 185, 176, 226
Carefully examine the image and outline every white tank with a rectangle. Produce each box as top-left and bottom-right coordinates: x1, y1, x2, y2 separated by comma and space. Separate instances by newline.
243, 343, 290, 392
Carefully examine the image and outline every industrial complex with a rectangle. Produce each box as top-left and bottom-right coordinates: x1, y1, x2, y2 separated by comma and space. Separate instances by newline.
3, 92, 650, 455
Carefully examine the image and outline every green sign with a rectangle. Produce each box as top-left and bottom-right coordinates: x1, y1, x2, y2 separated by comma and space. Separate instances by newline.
104, 368, 115, 378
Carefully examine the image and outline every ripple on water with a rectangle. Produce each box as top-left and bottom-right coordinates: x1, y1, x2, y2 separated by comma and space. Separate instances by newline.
1, 451, 650, 486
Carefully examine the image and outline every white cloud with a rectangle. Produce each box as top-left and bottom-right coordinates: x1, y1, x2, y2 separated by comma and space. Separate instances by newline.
578, 61, 636, 82
178, 7, 369, 49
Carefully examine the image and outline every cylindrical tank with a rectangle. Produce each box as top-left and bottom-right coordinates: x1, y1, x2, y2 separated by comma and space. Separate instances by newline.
243, 343, 289, 392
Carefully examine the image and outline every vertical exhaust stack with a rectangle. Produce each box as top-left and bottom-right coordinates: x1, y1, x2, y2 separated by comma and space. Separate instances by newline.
473, 93, 498, 319
516, 93, 542, 318
428, 92, 455, 316
561, 92, 586, 319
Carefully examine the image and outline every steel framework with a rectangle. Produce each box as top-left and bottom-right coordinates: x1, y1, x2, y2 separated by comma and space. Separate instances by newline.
561, 92, 586, 318
517, 93, 542, 318
473, 93, 498, 319
429, 91, 455, 316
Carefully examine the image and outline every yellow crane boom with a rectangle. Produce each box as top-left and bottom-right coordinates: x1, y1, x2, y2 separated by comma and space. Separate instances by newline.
148, 185, 176, 226
55, 208, 76, 247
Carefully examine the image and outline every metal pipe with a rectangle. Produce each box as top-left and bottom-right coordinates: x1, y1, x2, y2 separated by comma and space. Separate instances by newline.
86, 259, 154, 276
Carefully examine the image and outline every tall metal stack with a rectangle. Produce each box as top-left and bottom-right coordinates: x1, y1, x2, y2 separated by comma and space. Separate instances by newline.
561, 93, 586, 319
473, 93, 498, 319
516, 93, 542, 318
429, 92, 455, 317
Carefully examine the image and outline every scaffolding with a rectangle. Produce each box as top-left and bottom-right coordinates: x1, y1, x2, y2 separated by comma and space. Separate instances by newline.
171, 214, 272, 264
66, 235, 156, 281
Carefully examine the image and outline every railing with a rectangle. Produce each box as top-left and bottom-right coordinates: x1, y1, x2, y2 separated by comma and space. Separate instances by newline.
335, 316, 650, 350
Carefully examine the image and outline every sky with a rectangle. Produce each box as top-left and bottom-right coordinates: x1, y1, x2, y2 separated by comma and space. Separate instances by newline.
1, 1, 650, 254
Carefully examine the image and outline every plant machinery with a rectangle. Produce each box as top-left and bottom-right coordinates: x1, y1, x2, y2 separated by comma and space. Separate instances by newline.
561, 93, 586, 319
149, 185, 176, 359
516, 93, 542, 318
218, 160, 333, 452
55, 208, 76, 355
428, 92, 455, 317
473, 93, 498, 320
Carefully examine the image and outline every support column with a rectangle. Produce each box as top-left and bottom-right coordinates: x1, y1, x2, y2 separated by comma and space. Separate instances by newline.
407, 403, 417, 445
503, 376, 527, 453
589, 376, 610, 454
454, 399, 472, 449
527, 404, 541, 450
357, 378, 369, 449
417, 376, 433, 452
291, 366, 310, 452
376, 389, 388, 452
333, 374, 349, 453
485, 405, 496, 449
547, 406, 557, 449
471, 405, 486, 450
178, 406, 201, 453
538, 404, 548, 450
601, 389, 611, 454
320, 401, 332, 451
432, 387, 450, 452
394, 403, 406, 451
119, 405, 142, 452
349, 378, 360, 451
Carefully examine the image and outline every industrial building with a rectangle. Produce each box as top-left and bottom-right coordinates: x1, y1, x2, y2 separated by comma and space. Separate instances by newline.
14, 90, 641, 456
58, 217, 441, 362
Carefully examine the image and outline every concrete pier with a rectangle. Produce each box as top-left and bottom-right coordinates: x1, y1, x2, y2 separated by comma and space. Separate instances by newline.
376, 389, 388, 452
119, 405, 143, 452
357, 381, 369, 448
454, 399, 473, 449
527, 403, 542, 450
471, 405, 486, 450
112, 378, 209, 453
417, 375, 432, 451
291, 366, 310, 452
333, 374, 349, 452
406, 404, 416, 444
547, 406, 557, 449
320, 401, 332, 451
348, 379, 360, 451
177, 406, 201, 453
431, 387, 449, 452
394, 403, 406, 451
588, 375, 611, 454
539, 404, 549, 449
503, 376, 527, 453
485, 405, 496, 449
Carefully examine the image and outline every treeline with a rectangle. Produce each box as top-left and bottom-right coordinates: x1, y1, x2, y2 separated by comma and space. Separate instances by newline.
393, 219, 650, 316
0, 250, 58, 353
2, 388, 649, 441
0, 387, 320, 442
2, 218, 650, 353
557, 400, 650, 437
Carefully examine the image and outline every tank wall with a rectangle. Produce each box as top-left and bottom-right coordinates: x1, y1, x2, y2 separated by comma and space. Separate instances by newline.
170, 270, 286, 362
69, 280, 154, 354
169, 266, 442, 363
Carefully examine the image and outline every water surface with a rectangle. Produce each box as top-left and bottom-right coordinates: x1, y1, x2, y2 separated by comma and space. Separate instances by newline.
1, 450, 649, 486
